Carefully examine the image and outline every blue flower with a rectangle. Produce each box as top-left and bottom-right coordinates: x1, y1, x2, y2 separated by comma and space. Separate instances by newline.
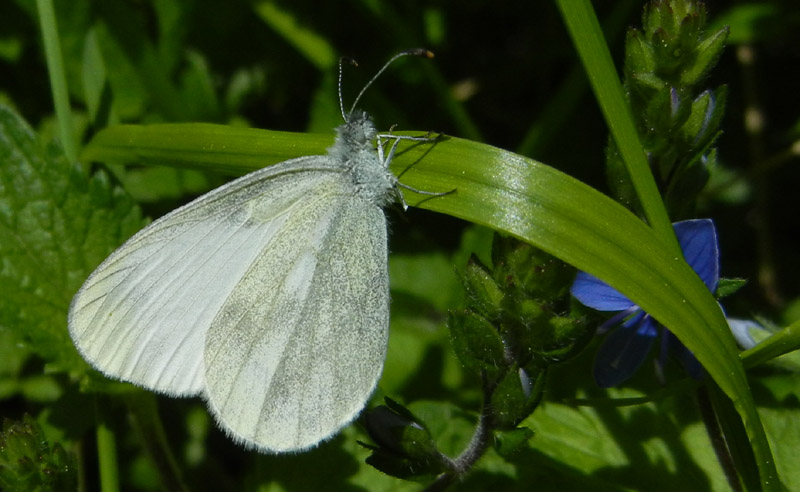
728, 318, 769, 351
571, 219, 719, 387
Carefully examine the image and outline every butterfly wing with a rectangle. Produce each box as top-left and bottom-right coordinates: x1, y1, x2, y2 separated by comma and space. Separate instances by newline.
68, 156, 349, 396
203, 188, 389, 452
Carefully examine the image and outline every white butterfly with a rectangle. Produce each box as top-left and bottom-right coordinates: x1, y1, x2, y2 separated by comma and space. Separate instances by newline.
68, 50, 439, 453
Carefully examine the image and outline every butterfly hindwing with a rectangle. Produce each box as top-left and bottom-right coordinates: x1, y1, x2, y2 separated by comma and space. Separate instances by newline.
204, 188, 389, 452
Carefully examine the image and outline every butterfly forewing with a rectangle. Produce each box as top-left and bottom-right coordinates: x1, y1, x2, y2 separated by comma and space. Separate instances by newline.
68, 156, 346, 396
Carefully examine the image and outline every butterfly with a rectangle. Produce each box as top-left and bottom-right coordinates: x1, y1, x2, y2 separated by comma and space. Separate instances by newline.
68, 49, 443, 452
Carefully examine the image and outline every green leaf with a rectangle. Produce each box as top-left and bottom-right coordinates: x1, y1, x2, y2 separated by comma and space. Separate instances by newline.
756, 373, 800, 489
0, 104, 144, 373
555, 0, 678, 252
683, 24, 729, 87
36, 0, 78, 162
706, 383, 759, 492
389, 252, 462, 312
716, 277, 747, 299
526, 401, 630, 475
527, 391, 731, 491
460, 255, 504, 320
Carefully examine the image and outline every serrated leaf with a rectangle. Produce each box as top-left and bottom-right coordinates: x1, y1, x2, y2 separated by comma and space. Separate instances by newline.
0, 104, 144, 374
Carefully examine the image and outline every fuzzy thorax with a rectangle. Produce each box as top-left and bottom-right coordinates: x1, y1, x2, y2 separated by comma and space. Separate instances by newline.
328, 110, 397, 207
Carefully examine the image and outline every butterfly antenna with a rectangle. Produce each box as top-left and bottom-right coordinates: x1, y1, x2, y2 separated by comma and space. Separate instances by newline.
338, 56, 359, 121
346, 49, 434, 118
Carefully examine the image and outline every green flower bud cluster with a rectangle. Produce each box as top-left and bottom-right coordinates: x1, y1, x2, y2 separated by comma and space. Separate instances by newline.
609, 0, 729, 218
451, 236, 590, 430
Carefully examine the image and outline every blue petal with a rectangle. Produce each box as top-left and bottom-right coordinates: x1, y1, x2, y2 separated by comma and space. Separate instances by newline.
571, 271, 636, 311
674, 219, 719, 292
594, 314, 658, 387
728, 318, 767, 350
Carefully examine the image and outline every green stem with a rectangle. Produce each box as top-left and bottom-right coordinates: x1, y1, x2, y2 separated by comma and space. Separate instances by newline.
735, 43, 783, 307
96, 418, 120, 492
35, 0, 78, 162
424, 374, 496, 492
125, 392, 188, 492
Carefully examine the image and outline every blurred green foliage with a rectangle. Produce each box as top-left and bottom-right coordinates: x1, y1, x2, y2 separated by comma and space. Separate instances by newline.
2, 0, 800, 491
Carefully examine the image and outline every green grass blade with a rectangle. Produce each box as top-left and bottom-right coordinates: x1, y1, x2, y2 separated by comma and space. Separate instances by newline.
81, 124, 733, 384
36, 0, 77, 162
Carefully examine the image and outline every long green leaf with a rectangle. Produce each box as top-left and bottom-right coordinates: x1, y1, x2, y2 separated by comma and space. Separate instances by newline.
83, 124, 748, 439
83, 121, 780, 489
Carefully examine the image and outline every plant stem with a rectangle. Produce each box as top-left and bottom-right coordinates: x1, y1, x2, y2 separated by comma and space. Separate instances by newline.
35, 0, 78, 162
96, 417, 120, 492
736, 44, 783, 307
424, 375, 495, 491
125, 393, 188, 492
